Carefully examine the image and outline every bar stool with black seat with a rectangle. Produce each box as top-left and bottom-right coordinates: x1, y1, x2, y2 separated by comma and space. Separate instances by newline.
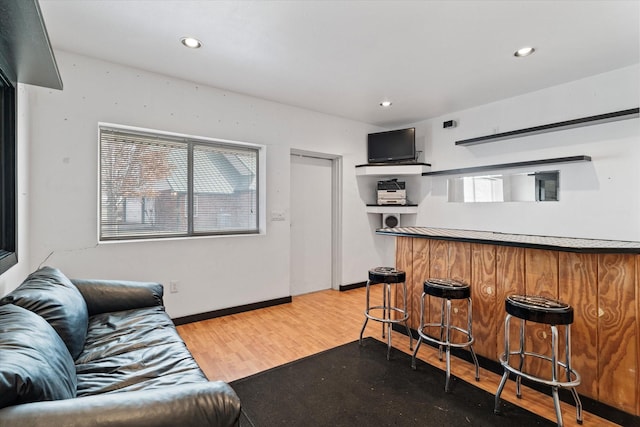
494, 295, 582, 427
358, 267, 413, 360
411, 278, 480, 392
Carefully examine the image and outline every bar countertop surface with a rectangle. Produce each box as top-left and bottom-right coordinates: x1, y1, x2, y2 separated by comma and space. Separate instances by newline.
376, 226, 640, 254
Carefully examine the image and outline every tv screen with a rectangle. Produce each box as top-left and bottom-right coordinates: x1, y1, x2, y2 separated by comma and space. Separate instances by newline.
367, 128, 416, 164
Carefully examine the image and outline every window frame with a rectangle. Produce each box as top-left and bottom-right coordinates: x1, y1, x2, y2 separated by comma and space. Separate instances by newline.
98, 123, 265, 242
0, 70, 17, 274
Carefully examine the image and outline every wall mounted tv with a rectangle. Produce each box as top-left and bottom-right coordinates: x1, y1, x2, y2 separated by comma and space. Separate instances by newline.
367, 127, 416, 164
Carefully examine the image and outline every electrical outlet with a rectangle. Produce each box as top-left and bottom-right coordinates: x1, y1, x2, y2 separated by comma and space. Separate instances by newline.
169, 281, 179, 293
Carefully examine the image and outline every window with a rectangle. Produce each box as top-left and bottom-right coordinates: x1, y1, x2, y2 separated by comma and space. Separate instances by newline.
99, 125, 260, 241
0, 70, 17, 274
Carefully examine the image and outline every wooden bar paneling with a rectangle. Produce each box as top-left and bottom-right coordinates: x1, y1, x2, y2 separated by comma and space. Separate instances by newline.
496, 246, 526, 360
429, 239, 448, 278
410, 238, 430, 329
471, 243, 497, 360
398, 235, 640, 416
448, 241, 472, 282
598, 253, 638, 414
524, 249, 560, 379
525, 249, 559, 298
637, 255, 640, 416
448, 241, 472, 341
427, 239, 449, 335
559, 252, 598, 399
395, 237, 413, 324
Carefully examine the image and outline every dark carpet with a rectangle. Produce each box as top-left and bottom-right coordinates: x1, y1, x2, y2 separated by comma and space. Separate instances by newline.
230, 337, 554, 426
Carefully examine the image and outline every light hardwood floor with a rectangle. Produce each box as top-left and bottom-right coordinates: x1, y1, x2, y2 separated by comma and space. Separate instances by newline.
176, 287, 619, 427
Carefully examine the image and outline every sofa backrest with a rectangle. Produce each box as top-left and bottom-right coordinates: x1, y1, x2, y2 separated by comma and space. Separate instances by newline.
0, 304, 77, 409
0, 266, 89, 359
71, 279, 164, 316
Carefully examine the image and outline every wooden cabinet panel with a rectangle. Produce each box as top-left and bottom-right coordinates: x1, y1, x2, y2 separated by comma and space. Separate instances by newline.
429, 239, 448, 278
395, 237, 413, 288
426, 240, 449, 332
448, 241, 472, 282
525, 249, 559, 298
634, 255, 640, 415
471, 243, 497, 360
559, 252, 598, 399
448, 241, 472, 340
524, 249, 559, 378
395, 237, 413, 324
637, 255, 640, 416
410, 238, 430, 329
598, 254, 638, 414
496, 246, 526, 360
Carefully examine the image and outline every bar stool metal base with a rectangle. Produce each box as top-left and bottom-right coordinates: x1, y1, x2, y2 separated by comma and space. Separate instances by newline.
359, 267, 413, 360
494, 295, 583, 427
411, 278, 480, 392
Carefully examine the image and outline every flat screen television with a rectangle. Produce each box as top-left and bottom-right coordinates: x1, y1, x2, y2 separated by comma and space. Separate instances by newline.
367, 127, 416, 164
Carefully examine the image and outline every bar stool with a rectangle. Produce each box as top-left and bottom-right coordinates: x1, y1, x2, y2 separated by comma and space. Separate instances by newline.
494, 295, 582, 426
358, 267, 413, 360
411, 278, 480, 392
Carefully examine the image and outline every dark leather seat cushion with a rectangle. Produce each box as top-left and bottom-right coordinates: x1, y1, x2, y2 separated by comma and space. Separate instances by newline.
75, 305, 209, 396
0, 267, 88, 359
0, 304, 77, 409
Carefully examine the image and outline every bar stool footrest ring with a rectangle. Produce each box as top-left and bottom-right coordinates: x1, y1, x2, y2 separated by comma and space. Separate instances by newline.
498, 353, 582, 388
365, 306, 410, 323
417, 323, 475, 348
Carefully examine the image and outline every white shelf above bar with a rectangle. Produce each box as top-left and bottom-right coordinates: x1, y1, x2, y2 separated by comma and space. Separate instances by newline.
455, 108, 639, 146
422, 155, 591, 176
365, 205, 418, 214
355, 163, 431, 176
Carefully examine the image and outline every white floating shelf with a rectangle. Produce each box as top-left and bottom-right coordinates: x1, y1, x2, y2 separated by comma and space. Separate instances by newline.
355, 163, 431, 176
365, 205, 418, 214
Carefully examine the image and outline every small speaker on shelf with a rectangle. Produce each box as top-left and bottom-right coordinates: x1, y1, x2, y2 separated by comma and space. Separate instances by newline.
382, 213, 400, 228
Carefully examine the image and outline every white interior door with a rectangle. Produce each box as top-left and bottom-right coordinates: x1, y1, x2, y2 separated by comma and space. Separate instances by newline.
290, 154, 332, 295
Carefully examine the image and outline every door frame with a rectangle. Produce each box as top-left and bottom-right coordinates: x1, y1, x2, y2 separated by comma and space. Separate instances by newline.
290, 149, 342, 290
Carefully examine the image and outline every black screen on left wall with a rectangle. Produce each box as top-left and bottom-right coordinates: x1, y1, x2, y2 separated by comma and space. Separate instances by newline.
0, 69, 17, 275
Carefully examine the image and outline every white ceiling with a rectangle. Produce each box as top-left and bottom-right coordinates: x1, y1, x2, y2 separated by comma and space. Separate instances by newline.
39, 0, 640, 127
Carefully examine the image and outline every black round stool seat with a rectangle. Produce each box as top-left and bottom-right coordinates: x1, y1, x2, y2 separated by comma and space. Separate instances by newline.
412, 277, 480, 391
360, 267, 412, 360
506, 295, 574, 325
369, 267, 406, 284
424, 278, 470, 299
495, 294, 582, 425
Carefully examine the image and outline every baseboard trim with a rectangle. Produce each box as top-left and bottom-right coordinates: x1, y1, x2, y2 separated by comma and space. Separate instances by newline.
172, 296, 292, 326
391, 324, 639, 426
339, 281, 367, 291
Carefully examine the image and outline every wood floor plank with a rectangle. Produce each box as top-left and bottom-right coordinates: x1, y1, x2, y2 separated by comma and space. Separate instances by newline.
177, 287, 620, 427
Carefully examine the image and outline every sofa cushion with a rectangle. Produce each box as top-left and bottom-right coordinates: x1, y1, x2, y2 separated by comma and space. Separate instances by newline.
0, 304, 77, 409
75, 305, 208, 396
0, 266, 88, 359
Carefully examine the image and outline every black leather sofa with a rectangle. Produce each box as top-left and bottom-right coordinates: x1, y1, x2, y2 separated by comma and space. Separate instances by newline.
0, 267, 241, 427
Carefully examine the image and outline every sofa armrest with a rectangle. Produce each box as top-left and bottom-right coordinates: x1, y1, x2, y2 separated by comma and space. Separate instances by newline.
0, 381, 240, 427
71, 279, 164, 316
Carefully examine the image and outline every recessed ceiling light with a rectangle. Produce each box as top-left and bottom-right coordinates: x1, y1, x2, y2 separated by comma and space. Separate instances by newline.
514, 46, 535, 57
379, 100, 392, 108
180, 37, 202, 49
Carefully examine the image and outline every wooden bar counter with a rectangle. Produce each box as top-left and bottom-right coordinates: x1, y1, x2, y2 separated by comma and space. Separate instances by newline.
377, 227, 640, 417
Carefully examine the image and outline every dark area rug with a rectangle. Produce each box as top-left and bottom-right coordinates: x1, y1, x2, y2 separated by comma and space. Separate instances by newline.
230, 337, 554, 426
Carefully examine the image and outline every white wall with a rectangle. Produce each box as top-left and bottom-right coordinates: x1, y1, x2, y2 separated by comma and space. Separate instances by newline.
411, 65, 640, 241
11, 52, 638, 318
0, 85, 32, 296
21, 51, 388, 317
